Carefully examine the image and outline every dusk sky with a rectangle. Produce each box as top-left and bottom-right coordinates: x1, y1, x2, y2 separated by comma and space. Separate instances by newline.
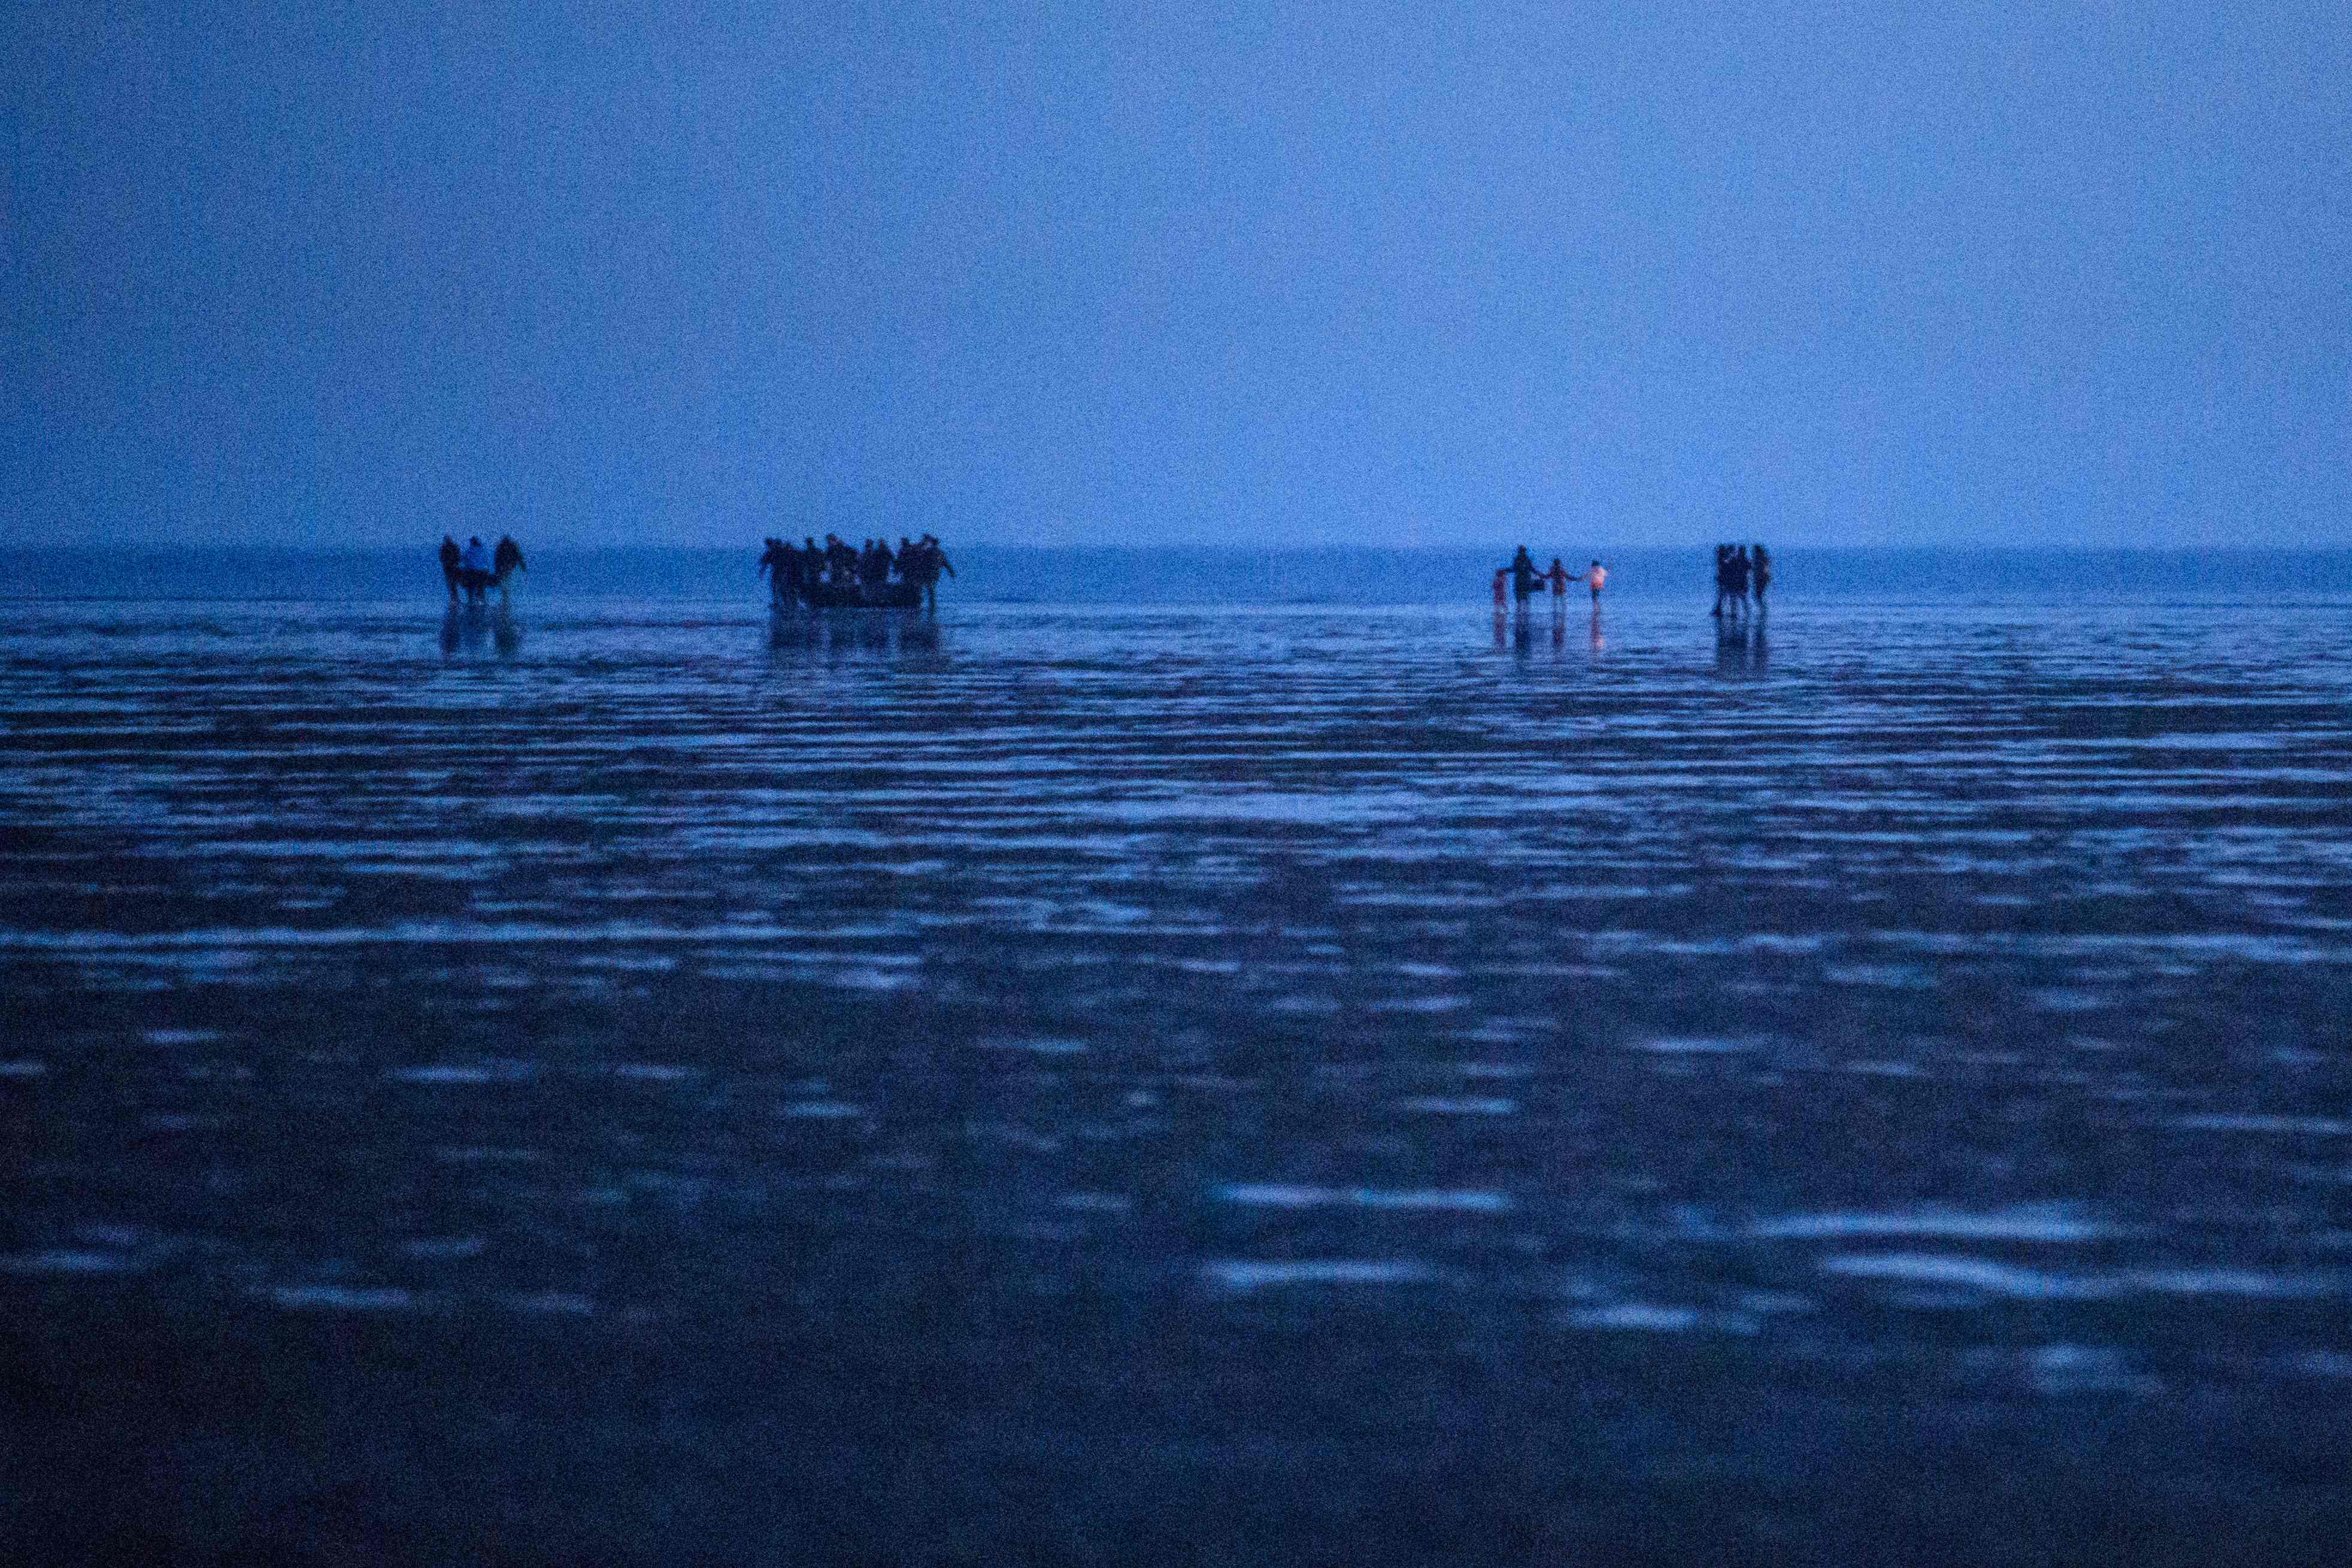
7, 2, 2348, 549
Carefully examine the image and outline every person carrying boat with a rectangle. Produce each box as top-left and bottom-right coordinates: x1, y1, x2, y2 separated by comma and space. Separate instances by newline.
756, 538, 793, 602
907, 535, 954, 610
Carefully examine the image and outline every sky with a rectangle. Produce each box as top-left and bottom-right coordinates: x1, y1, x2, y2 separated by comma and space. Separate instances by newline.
5, 1, 2350, 550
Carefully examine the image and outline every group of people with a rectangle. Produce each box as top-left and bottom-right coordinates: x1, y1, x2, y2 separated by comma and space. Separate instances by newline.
759, 533, 954, 609
1711, 544, 1770, 618
1494, 547, 1607, 607
439, 535, 526, 605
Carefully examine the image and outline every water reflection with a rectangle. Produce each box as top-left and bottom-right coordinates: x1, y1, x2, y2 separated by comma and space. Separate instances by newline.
440, 605, 520, 658
1714, 618, 1765, 675
769, 605, 945, 662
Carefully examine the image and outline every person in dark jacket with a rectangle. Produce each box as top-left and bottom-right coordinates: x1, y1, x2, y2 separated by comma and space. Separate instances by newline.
757, 538, 793, 603
908, 535, 954, 610
1502, 545, 1543, 602
1544, 556, 1572, 602
492, 535, 526, 603
439, 535, 462, 602
1751, 543, 1772, 611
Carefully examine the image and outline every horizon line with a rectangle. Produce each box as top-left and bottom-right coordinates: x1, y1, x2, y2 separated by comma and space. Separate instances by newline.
11, 541, 2352, 555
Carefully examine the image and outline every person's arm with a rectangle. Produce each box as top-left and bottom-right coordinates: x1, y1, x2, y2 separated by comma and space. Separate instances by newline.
939, 552, 954, 577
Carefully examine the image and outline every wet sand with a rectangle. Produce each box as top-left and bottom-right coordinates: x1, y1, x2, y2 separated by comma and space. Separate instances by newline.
4, 596, 2351, 1563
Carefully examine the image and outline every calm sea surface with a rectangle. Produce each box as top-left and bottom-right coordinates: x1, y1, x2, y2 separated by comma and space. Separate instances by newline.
4, 551, 2350, 1560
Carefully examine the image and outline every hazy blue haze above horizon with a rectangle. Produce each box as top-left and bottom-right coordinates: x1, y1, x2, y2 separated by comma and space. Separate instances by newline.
7, 3, 2350, 550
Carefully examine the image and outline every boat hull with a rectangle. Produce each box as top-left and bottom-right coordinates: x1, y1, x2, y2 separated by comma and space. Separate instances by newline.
787, 580, 925, 609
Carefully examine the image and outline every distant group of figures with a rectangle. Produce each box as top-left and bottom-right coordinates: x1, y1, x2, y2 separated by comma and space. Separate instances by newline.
1712, 544, 1771, 618
759, 533, 954, 610
438, 534, 526, 605
1495, 547, 1608, 606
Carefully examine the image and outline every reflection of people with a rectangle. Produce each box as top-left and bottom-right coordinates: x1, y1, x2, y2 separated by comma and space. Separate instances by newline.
439, 535, 461, 601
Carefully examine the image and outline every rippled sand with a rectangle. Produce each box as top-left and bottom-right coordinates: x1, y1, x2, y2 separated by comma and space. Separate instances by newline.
4, 595, 2350, 1563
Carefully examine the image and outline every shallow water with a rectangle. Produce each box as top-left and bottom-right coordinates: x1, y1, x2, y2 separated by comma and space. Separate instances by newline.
4, 588, 2351, 1553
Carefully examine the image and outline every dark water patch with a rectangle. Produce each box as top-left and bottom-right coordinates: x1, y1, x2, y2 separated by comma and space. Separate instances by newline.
4, 595, 2352, 1560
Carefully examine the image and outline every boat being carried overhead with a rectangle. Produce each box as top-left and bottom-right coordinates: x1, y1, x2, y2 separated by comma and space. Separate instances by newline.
758, 533, 954, 611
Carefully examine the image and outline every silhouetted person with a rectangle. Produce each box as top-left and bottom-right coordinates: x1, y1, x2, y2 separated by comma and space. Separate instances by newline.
493, 535, 525, 603
1583, 559, 1607, 605
438, 535, 461, 602
1751, 543, 1771, 610
825, 533, 856, 584
459, 536, 493, 604
1504, 545, 1542, 602
1730, 545, 1752, 613
1544, 556, 1571, 602
1492, 568, 1508, 609
908, 535, 954, 610
758, 538, 793, 602
896, 536, 916, 581
1712, 544, 1733, 618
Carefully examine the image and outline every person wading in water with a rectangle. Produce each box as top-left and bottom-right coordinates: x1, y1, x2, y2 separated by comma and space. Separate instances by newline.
1502, 545, 1544, 604
493, 535, 526, 603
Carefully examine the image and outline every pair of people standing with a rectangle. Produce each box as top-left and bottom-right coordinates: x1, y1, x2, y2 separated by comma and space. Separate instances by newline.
1711, 544, 1768, 618
1495, 546, 1606, 606
439, 535, 526, 605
